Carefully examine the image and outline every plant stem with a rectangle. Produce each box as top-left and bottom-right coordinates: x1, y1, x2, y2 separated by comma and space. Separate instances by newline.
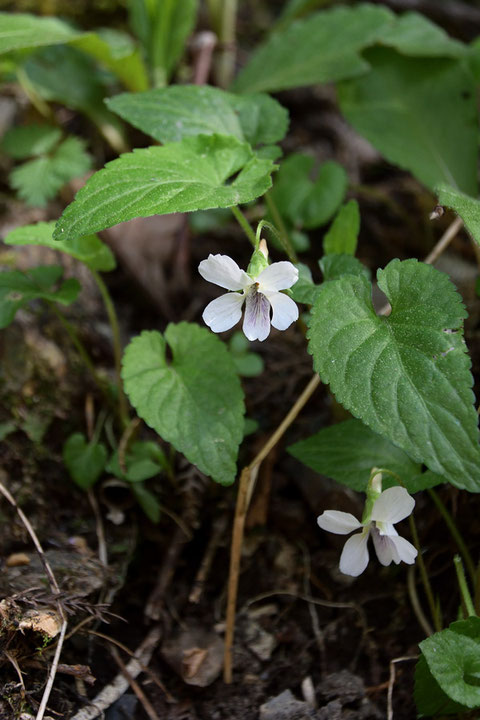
90, 270, 129, 427
230, 205, 257, 248
428, 488, 476, 585
223, 373, 321, 682
265, 191, 298, 263
454, 555, 476, 617
409, 514, 442, 633
214, 0, 237, 88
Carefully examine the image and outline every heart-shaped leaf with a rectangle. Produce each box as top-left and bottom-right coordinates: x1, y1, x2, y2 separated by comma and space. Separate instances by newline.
63, 433, 108, 490
308, 258, 480, 491
122, 324, 245, 486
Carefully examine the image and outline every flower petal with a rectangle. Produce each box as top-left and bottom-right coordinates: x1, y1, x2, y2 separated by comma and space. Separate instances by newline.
199, 254, 251, 291
202, 292, 244, 333
339, 531, 370, 577
371, 486, 415, 525
389, 535, 418, 565
256, 261, 299, 291
372, 528, 417, 566
264, 290, 299, 331
243, 287, 271, 341
317, 510, 362, 535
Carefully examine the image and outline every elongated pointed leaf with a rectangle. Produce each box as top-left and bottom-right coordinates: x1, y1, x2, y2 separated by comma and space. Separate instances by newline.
232, 4, 394, 93
323, 200, 360, 255
338, 48, 478, 194
0, 265, 80, 328
72, 30, 148, 92
308, 259, 480, 491
4, 221, 115, 272
0, 12, 81, 54
53, 135, 275, 243
122, 325, 245, 486
107, 85, 288, 146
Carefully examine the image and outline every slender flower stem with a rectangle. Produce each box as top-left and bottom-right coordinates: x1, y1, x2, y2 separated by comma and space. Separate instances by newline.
216, 0, 237, 88
224, 373, 321, 682
454, 555, 476, 617
90, 270, 129, 427
428, 488, 476, 585
409, 514, 442, 633
265, 191, 298, 263
230, 206, 257, 248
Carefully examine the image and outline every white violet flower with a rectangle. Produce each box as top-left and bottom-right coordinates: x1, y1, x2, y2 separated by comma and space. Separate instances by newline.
317, 477, 417, 577
198, 243, 299, 342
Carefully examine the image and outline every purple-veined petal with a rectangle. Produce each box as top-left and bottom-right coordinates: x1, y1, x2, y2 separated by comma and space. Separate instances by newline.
371, 486, 415, 525
256, 261, 299, 291
375, 521, 397, 537
264, 290, 299, 331
199, 254, 251, 291
339, 531, 370, 577
371, 527, 396, 566
317, 510, 362, 535
202, 292, 244, 333
243, 286, 271, 341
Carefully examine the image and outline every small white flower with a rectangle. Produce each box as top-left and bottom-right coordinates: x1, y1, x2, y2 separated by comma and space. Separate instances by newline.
198, 253, 299, 341
317, 486, 417, 577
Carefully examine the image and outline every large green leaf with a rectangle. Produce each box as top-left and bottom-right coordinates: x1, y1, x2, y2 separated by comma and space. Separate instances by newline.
338, 48, 478, 195
418, 618, 480, 711
121, 325, 245, 486
107, 85, 288, 146
437, 184, 480, 248
0, 266, 80, 328
288, 418, 443, 493
4, 221, 115, 272
378, 11, 466, 58
308, 259, 480, 491
232, 4, 394, 94
0, 12, 80, 54
53, 135, 275, 243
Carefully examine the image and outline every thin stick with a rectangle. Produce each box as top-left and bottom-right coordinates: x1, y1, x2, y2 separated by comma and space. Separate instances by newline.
409, 515, 441, 632
87, 488, 108, 566
407, 565, 433, 637
189, 514, 228, 603
0, 477, 68, 720
223, 373, 321, 683
428, 488, 475, 584
424, 215, 463, 265
110, 646, 161, 720
387, 656, 418, 720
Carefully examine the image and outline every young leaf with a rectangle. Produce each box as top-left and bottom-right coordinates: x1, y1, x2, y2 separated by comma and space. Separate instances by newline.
1, 125, 61, 159
232, 4, 394, 93
301, 162, 348, 229
338, 48, 478, 195
436, 184, 480, 248
0, 12, 81, 54
288, 418, 443, 493
122, 325, 245, 486
63, 433, 108, 490
379, 11, 466, 59
0, 266, 80, 328
148, 0, 198, 83
4, 222, 116, 272
323, 200, 360, 256
308, 259, 480, 492
107, 441, 167, 482
418, 618, 480, 710
9, 136, 92, 208
53, 135, 275, 243
319, 254, 370, 282
107, 85, 288, 146
130, 483, 161, 523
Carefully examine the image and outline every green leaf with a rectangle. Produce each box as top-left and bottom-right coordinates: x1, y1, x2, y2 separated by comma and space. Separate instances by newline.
130, 483, 161, 523
107, 85, 288, 146
149, 0, 198, 83
4, 221, 116, 272
63, 433, 108, 490
379, 11, 466, 59
290, 263, 321, 305
288, 418, 443, 494
437, 184, 480, 248
0, 265, 80, 328
122, 325, 245, 486
0, 12, 80, 54
0, 421, 16, 441
338, 48, 478, 195
54, 135, 275, 243
270, 154, 347, 229
319, 253, 370, 282
1, 124, 61, 159
414, 655, 467, 717
107, 441, 167, 482
9, 136, 92, 208
323, 200, 360, 255
419, 618, 480, 710
232, 3, 394, 93
72, 29, 148, 92
308, 258, 480, 491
